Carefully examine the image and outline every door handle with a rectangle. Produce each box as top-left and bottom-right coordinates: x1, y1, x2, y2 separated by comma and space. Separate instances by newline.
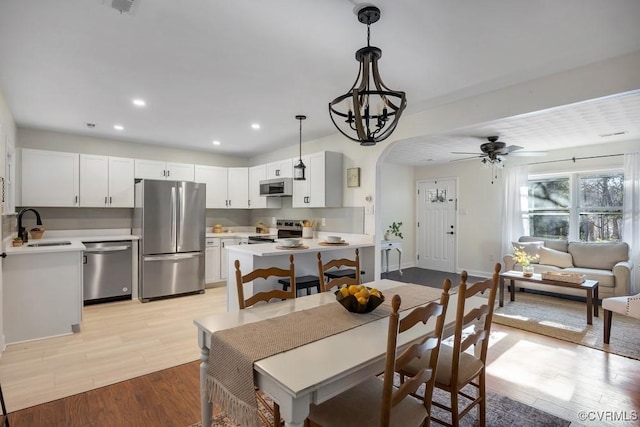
85, 245, 131, 253
446, 231, 454, 235
105, 196, 108, 205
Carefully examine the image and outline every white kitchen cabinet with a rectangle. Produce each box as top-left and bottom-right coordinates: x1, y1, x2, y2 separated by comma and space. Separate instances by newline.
21, 148, 80, 207
220, 237, 240, 280
266, 158, 293, 179
134, 159, 195, 181
292, 151, 343, 208
196, 166, 249, 209
195, 165, 228, 208
227, 167, 249, 208
80, 154, 134, 207
248, 164, 282, 209
3, 249, 83, 343
205, 237, 221, 284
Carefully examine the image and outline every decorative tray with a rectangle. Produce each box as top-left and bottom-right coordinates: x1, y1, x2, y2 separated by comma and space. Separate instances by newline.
541, 271, 586, 284
275, 245, 309, 250
319, 241, 349, 246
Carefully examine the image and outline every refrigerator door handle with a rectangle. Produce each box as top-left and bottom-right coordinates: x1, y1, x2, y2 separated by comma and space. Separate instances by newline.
177, 184, 184, 251
144, 253, 202, 261
170, 185, 177, 249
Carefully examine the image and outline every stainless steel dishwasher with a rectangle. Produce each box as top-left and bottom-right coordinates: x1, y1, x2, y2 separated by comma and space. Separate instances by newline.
83, 241, 133, 304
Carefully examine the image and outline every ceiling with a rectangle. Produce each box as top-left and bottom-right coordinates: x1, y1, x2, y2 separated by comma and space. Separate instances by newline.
1, 0, 640, 162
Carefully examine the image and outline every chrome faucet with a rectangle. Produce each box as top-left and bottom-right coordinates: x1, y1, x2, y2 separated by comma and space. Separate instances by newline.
17, 208, 43, 243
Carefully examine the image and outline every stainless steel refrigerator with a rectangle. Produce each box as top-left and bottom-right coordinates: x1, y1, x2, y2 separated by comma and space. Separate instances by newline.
134, 179, 206, 301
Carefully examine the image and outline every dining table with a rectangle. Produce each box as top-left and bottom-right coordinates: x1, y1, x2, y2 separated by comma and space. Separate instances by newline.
193, 278, 485, 427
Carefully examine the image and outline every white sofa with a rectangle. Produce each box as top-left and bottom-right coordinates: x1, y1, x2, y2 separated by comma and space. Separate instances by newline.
503, 236, 632, 299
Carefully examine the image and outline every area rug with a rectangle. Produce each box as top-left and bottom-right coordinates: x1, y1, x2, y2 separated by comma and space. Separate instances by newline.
493, 291, 640, 361
189, 385, 569, 427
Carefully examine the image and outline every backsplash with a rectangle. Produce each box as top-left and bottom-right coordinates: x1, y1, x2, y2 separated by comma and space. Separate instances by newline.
6, 204, 363, 236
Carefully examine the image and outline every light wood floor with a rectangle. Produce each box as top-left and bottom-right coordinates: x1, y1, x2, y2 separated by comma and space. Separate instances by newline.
2, 284, 640, 426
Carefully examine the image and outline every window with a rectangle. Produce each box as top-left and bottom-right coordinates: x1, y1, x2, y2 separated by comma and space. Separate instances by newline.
528, 172, 623, 241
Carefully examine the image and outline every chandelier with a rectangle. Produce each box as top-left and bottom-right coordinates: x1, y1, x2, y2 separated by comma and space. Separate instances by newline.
328, 5, 407, 146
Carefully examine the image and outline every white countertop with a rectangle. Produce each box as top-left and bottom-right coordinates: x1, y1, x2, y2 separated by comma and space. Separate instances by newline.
5, 228, 138, 255
227, 235, 374, 256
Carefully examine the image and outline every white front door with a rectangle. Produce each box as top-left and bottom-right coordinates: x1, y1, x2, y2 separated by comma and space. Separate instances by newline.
417, 178, 457, 272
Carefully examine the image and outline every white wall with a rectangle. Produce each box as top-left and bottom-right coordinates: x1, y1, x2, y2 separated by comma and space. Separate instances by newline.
17, 127, 248, 167
380, 162, 415, 271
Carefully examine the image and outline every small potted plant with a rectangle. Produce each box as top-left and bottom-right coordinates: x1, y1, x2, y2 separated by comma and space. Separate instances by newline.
384, 222, 403, 241
513, 245, 539, 276
12, 236, 23, 247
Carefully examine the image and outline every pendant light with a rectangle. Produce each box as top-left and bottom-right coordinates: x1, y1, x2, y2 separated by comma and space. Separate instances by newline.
328, 5, 406, 146
293, 115, 306, 180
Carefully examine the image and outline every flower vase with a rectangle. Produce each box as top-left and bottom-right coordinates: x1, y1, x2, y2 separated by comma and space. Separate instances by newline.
522, 265, 534, 277
384, 231, 392, 241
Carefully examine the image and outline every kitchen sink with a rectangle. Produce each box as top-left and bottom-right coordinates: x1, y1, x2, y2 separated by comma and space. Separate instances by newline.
27, 241, 72, 247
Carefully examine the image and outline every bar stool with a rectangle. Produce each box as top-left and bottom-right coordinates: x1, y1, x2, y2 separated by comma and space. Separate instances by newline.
277, 275, 321, 296
323, 268, 365, 282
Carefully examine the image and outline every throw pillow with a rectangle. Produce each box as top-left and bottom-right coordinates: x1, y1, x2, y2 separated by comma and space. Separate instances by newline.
539, 246, 573, 268
512, 241, 544, 264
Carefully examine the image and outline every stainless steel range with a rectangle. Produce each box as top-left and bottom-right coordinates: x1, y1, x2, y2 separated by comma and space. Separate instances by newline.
276, 219, 304, 239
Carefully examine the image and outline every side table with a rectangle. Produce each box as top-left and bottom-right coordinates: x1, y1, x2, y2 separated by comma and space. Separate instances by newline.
381, 240, 402, 275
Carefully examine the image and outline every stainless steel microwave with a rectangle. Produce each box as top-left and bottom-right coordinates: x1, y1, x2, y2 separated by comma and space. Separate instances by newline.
259, 177, 293, 197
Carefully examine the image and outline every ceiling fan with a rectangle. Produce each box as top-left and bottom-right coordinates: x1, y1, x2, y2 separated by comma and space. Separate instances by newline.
451, 136, 524, 162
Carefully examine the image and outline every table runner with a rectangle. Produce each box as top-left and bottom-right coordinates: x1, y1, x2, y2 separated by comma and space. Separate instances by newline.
205, 284, 443, 427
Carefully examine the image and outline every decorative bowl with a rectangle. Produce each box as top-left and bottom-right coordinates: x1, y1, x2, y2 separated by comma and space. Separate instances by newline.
30, 227, 46, 239
283, 238, 301, 247
335, 286, 385, 314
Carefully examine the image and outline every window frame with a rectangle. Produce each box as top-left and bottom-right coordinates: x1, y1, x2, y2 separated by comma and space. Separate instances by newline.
527, 168, 623, 241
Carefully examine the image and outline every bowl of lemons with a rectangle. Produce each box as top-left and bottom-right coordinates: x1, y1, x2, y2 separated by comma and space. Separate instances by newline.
335, 284, 385, 313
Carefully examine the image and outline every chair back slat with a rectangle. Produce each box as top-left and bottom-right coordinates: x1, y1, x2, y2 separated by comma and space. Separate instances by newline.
380, 280, 451, 426
317, 249, 360, 292
235, 255, 296, 309
449, 264, 500, 388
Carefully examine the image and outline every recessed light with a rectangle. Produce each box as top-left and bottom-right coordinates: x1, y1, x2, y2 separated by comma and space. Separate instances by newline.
251, 123, 261, 130
212, 140, 221, 146
132, 99, 146, 107
114, 124, 124, 131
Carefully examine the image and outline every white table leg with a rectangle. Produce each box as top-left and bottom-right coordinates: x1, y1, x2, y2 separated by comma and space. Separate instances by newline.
199, 345, 213, 427
280, 394, 312, 427
385, 249, 390, 273
397, 248, 403, 275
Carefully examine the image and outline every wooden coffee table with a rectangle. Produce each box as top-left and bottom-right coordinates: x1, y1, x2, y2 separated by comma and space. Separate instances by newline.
499, 270, 599, 325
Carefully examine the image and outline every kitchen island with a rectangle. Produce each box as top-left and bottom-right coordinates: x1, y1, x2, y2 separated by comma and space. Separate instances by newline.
225, 235, 375, 311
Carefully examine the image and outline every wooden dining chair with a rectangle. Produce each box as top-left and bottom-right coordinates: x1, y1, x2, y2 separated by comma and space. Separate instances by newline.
398, 263, 501, 427
235, 254, 297, 426
235, 254, 297, 309
316, 249, 361, 292
307, 282, 451, 427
